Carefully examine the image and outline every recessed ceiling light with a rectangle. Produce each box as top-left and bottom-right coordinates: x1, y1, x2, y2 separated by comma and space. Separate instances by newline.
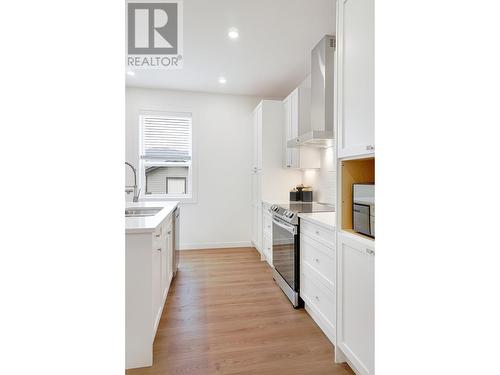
127, 71, 135, 76
228, 28, 239, 39
219, 77, 227, 84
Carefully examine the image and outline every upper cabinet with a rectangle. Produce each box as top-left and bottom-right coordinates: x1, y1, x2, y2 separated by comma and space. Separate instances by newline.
252, 103, 263, 171
252, 100, 302, 202
283, 86, 320, 169
336, 0, 375, 158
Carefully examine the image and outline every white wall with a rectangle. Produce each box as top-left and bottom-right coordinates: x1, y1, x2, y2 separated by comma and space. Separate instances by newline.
126, 87, 260, 249
302, 146, 336, 205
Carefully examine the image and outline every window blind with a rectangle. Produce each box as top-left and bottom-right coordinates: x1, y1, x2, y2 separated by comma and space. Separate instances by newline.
141, 113, 192, 162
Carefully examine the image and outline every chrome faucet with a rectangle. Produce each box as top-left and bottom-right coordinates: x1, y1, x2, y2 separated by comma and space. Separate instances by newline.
125, 162, 140, 202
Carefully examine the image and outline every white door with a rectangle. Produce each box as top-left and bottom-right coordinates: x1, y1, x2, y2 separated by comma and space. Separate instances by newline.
252, 108, 258, 170
290, 89, 299, 139
160, 228, 171, 298
337, 233, 374, 375
251, 171, 262, 250
151, 244, 162, 329
283, 94, 299, 169
251, 172, 257, 245
283, 96, 292, 168
336, 0, 375, 158
256, 104, 263, 170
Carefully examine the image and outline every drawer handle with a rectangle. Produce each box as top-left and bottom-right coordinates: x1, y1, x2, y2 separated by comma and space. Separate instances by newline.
315, 230, 320, 235
157, 248, 162, 252
155, 234, 160, 238
366, 248, 375, 255
315, 258, 320, 263
366, 145, 375, 150
315, 295, 320, 301
167, 231, 172, 235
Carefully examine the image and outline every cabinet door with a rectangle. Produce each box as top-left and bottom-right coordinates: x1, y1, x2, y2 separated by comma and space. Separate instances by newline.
252, 109, 258, 170
256, 204, 263, 252
251, 171, 262, 248
283, 97, 292, 168
289, 90, 300, 168
336, 0, 375, 158
256, 105, 263, 170
283, 95, 300, 169
160, 230, 170, 298
151, 244, 162, 330
290, 89, 299, 139
337, 233, 374, 375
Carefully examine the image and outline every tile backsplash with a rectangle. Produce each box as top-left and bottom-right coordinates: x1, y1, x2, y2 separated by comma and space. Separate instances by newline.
302, 146, 336, 205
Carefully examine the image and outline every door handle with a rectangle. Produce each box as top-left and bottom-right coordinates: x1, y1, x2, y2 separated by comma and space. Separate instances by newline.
272, 218, 297, 235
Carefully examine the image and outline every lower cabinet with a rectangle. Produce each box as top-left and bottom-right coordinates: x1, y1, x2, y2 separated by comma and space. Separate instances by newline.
262, 204, 273, 266
300, 219, 336, 344
126, 213, 174, 369
337, 231, 375, 375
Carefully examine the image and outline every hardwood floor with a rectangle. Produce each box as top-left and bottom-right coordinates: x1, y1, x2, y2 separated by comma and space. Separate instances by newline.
126, 248, 354, 375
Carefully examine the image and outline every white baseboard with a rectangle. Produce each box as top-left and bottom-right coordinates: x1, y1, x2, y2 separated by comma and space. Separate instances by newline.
180, 241, 253, 250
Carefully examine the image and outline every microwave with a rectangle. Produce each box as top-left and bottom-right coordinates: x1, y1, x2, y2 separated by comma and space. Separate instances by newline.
353, 183, 375, 238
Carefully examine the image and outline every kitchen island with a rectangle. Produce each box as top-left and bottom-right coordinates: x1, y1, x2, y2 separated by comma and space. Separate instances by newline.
126, 201, 179, 369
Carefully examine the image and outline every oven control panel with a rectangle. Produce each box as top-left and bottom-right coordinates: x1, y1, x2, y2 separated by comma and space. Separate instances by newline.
269, 205, 298, 224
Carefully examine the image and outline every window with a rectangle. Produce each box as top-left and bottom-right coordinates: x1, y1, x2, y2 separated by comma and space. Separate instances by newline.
139, 111, 193, 199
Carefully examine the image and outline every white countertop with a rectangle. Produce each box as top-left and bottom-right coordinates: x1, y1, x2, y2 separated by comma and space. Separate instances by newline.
298, 212, 336, 230
125, 201, 179, 234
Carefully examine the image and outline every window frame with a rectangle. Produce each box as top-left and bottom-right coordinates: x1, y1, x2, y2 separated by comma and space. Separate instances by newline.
138, 109, 197, 203
165, 177, 187, 195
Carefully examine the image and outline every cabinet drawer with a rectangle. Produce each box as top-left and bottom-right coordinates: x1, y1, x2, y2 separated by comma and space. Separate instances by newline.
153, 226, 162, 239
301, 234, 335, 290
263, 213, 272, 235
301, 220, 335, 247
301, 270, 336, 327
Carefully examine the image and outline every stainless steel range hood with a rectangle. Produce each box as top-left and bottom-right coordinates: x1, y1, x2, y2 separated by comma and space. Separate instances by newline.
288, 35, 335, 148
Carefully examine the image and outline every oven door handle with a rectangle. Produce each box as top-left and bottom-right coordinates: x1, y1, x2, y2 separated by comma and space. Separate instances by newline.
272, 217, 297, 235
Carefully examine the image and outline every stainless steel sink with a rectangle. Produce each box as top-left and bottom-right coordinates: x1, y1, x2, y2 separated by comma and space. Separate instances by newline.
125, 207, 162, 217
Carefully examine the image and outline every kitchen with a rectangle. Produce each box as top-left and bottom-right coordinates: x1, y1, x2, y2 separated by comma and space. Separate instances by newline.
125, 1, 373, 374
4, 0, 500, 375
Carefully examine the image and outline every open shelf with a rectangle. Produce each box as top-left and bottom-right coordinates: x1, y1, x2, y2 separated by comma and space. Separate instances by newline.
340, 157, 375, 235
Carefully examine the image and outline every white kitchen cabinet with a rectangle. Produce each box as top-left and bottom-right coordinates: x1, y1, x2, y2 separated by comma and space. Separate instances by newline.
160, 217, 173, 302
251, 100, 302, 255
126, 212, 175, 369
336, 0, 375, 159
336, 231, 374, 375
253, 103, 263, 170
262, 204, 273, 266
283, 88, 320, 169
251, 170, 262, 253
300, 218, 336, 344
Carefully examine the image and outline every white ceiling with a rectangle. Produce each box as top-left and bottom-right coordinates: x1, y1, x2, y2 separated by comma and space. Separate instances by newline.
126, 0, 335, 98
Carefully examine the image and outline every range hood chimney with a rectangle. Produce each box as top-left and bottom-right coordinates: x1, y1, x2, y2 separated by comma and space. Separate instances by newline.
288, 35, 335, 148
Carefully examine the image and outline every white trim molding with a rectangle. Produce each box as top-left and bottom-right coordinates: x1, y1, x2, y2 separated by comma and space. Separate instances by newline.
180, 241, 253, 250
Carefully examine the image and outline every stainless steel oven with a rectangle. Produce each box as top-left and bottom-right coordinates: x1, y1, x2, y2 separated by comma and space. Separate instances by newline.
271, 211, 302, 308
269, 202, 335, 308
